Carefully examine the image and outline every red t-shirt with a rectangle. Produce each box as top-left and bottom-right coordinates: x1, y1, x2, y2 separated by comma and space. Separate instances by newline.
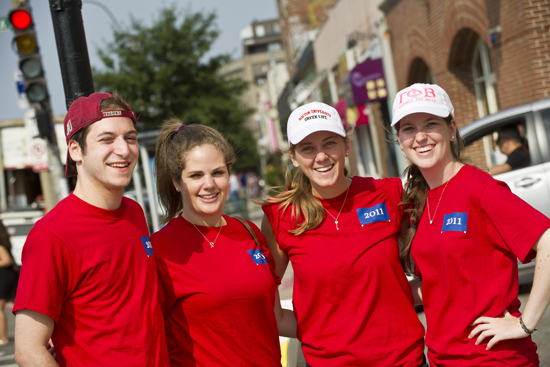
412, 165, 549, 366
14, 193, 169, 367
151, 215, 282, 367
263, 177, 425, 366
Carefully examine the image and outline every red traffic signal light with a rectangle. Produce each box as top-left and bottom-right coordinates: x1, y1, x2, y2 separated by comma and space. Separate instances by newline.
9, 9, 32, 30
10, 3, 50, 104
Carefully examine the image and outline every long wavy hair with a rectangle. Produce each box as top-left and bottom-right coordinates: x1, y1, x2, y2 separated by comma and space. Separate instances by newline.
259, 136, 349, 236
396, 115, 468, 274
154, 120, 236, 225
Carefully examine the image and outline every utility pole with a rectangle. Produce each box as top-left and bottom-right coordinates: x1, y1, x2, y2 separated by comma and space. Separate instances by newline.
49, 0, 95, 108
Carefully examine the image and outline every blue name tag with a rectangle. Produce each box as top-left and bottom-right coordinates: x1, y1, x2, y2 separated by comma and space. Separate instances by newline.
247, 249, 267, 265
356, 203, 390, 226
442, 212, 467, 233
140, 236, 154, 256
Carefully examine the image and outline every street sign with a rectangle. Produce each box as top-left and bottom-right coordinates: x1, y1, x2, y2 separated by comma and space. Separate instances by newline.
0, 17, 12, 33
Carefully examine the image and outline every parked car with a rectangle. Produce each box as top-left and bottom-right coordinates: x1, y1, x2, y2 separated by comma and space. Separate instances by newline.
460, 97, 550, 285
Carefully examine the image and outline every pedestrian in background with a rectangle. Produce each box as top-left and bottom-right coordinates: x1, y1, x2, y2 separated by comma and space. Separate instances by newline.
393, 83, 550, 366
260, 102, 426, 366
246, 171, 262, 198
13, 93, 169, 366
0, 219, 18, 347
229, 171, 242, 212
152, 121, 296, 366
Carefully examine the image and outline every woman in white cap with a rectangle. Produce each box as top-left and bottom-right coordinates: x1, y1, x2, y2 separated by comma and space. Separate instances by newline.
393, 83, 550, 366
260, 102, 426, 366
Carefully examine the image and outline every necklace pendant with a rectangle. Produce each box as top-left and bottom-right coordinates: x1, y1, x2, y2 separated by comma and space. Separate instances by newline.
209, 242, 215, 248
335, 221, 339, 230
430, 220, 433, 225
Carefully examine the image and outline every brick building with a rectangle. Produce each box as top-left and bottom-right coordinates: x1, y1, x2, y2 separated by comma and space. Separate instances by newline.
380, 0, 550, 166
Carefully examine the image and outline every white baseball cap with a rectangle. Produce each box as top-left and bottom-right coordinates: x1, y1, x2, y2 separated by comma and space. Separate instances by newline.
391, 83, 454, 126
287, 101, 346, 146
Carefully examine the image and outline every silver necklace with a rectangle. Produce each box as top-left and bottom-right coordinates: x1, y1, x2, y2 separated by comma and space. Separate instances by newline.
323, 179, 351, 230
426, 165, 457, 225
190, 219, 223, 248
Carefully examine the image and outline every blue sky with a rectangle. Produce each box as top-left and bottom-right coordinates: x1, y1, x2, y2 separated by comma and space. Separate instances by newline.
0, 0, 278, 120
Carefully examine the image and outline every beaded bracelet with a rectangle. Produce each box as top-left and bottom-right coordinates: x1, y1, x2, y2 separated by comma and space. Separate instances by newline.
519, 316, 540, 335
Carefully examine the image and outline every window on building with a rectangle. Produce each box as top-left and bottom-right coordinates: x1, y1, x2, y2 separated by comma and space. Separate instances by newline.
472, 39, 498, 118
255, 25, 266, 37
407, 58, 435, 85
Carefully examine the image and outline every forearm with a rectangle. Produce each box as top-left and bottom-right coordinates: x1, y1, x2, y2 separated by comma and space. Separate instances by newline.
15, 346, 58, 367
488, 163, 511, 176
277, 308, 297, 338
274, 289, 297, 338
409, 276, 423, 306
14, 310, 57, 367
520, 230, 550, 331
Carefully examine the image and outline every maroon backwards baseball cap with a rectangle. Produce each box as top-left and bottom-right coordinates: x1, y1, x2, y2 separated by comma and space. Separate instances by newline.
64, 92, 138, 177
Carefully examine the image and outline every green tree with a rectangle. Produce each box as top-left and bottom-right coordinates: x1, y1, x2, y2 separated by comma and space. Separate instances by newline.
93, 6, 259, 170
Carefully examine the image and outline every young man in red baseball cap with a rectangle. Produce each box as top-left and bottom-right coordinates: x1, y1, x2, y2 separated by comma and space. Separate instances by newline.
13, 92, 169, 367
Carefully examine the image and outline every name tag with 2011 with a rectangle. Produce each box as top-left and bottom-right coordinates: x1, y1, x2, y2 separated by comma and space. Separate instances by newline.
442, 212, 467, 233
356, 203, 390, 226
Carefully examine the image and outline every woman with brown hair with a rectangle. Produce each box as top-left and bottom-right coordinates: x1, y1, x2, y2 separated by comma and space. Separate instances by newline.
260, 101, 426, 366
0, 219, 18, 346
393, 83, 550, 366
151, 121, 295, 366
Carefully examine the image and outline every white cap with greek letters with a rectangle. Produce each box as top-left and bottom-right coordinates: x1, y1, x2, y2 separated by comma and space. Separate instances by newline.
391, 83, 454, 126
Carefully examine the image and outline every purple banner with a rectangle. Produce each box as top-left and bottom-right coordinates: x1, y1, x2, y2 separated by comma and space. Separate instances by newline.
349, 58, 387, 105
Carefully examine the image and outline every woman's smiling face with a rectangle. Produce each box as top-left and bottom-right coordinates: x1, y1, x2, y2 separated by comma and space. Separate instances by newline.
175, 144, 229, 224
396, 112, 457, 173
290, 131, 349, 198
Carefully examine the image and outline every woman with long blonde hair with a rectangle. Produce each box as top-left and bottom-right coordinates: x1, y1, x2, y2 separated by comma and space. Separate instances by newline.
260, 102, 426, 366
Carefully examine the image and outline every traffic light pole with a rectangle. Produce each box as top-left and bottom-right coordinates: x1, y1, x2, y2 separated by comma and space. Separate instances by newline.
10, 0, 65, 212
49, 0, 95, 109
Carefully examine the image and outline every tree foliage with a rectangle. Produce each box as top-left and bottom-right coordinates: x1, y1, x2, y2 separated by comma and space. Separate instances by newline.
93, 6, 259, 170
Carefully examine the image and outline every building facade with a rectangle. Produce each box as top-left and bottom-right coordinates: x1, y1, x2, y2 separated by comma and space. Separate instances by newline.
380, 0, 550, 166
218, 19, 289, 173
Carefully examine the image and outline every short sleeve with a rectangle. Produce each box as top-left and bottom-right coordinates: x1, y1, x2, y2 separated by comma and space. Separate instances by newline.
262, 203, 280, 244
480, 181, 550, 263
381, 177, 404, 222
13, 229, 79, 322
250, 220, 281, 286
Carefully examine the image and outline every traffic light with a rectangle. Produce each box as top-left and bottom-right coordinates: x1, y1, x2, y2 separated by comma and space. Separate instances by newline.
10, 1, 53, 140
9, 2, 49, 104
